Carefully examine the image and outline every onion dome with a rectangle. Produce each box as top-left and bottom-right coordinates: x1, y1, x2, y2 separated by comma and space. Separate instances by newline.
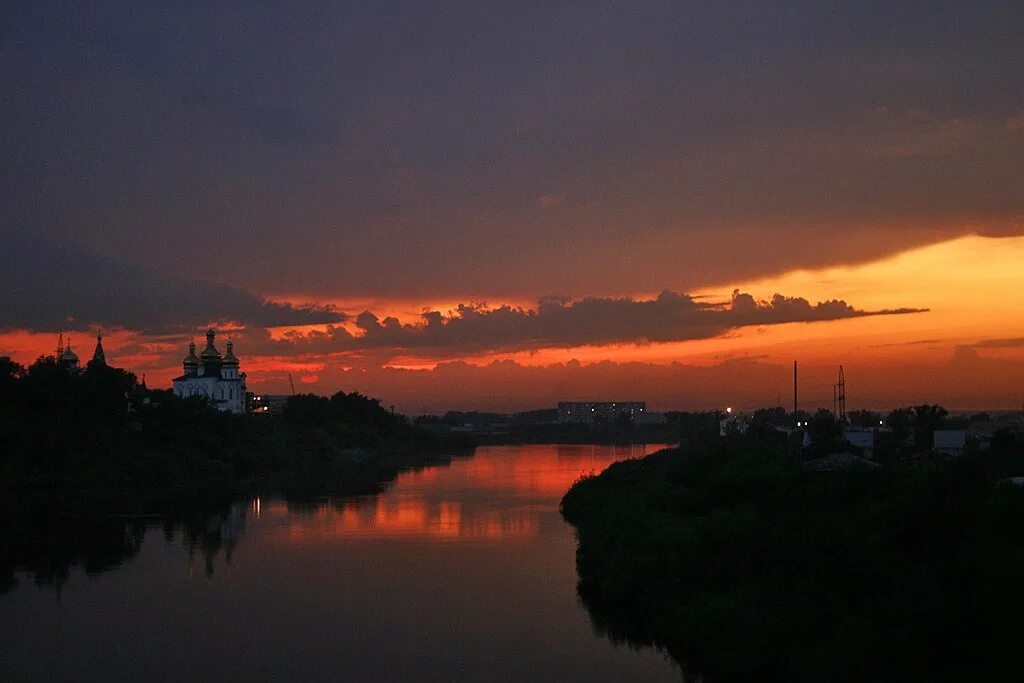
183, 340, 199, 371
60, 339, 80, 367
222, 339, 239, 367
200, 328, 221, 360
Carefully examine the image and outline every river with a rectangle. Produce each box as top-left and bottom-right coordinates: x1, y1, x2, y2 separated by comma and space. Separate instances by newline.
0, 444, 679, 681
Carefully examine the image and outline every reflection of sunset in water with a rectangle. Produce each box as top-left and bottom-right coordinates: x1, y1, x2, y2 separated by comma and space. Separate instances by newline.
266, 444, 665, 544
1, 444, 682, 682
271, 498, 536, 541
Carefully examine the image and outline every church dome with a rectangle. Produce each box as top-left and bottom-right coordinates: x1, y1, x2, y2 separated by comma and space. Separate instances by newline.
60, 342, 79, 364
200, 328, 221, 359
183, 340, 199, 369
222, 339, 239, 367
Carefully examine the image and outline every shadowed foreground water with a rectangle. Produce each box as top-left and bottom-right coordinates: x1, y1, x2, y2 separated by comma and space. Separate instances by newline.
0, 444, 679, 681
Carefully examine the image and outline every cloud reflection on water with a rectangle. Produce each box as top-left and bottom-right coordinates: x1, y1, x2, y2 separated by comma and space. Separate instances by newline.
263, 444, 663, 543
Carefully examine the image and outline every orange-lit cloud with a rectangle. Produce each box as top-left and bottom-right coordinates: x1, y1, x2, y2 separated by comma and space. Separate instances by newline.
4, 235, 1024, 411
205, 288, 921, 364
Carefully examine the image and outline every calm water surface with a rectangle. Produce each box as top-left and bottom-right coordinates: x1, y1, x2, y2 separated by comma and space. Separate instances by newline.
1, 444, 679, 681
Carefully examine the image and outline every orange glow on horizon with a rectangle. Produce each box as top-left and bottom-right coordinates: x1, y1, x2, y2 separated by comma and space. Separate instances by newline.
368, 234, 1024, 371
4, 235, 1024, 407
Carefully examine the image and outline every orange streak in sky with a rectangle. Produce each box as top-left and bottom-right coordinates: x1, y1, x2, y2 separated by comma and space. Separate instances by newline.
4, 235, 1024, 407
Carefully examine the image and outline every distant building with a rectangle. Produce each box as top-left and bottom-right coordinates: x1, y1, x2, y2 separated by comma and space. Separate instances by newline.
635, 411, 668, 425
172, 329, 247, 414
250, 393, 289, 415
54, 331, 108, 372
843, 428, 885, 459
934, 429, 968, 456
719, 411, 749, 436
91, 332, 106, 366
557, 401, 646, 424
967, 418, 1023, 450
58, 339, 80, 371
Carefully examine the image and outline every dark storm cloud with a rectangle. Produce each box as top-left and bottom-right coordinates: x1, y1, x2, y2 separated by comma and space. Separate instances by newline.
351, 290, 925, 352
0, 235, 345, 332
1, 1, 1022, 298
236, 289, 925, 358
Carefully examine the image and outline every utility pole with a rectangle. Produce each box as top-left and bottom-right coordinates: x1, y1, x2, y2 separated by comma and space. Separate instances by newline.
793, 361, 798, 419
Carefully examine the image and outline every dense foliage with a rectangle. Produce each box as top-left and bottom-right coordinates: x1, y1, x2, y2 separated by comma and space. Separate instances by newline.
562, 436, 1024, 681
0, 356, 470, 591
414, 409, 679, 444
0, 357, 464, 510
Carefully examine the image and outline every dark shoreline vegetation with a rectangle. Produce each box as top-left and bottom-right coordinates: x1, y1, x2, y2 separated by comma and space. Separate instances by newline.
0, 357, 473, 593
414, 410, 679, 446
562, 434, 1024, 682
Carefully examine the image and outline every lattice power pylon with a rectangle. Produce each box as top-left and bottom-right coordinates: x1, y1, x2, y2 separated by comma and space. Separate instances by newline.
832, 365, 847, 423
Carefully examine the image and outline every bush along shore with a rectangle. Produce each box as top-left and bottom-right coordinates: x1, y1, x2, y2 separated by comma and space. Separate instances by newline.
0, 357, 473, 589
561, 433, 1024, 682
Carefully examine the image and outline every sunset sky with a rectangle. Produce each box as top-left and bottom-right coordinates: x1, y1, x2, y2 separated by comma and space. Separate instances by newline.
2, 2, 1022, 412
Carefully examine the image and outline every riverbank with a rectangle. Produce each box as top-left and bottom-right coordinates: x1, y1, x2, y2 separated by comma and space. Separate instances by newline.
0, 392, 473, 516
2, 358, 475, 502
561, 437, 1024, 681
414, 408, 683, 446
0, 359, 473, 589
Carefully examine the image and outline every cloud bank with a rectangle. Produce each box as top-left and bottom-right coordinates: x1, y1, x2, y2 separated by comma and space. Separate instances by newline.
239, 289, 925, 359
0, 235, 345, 332
2, 3, 1022, 298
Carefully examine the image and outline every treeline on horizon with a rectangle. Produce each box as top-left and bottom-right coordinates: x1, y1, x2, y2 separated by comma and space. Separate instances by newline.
0, 355, 471, 591
0, 355, 473, 510
417, 403, 1011, 452
562, 418, 1024, 681
414, 409, 678, 444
